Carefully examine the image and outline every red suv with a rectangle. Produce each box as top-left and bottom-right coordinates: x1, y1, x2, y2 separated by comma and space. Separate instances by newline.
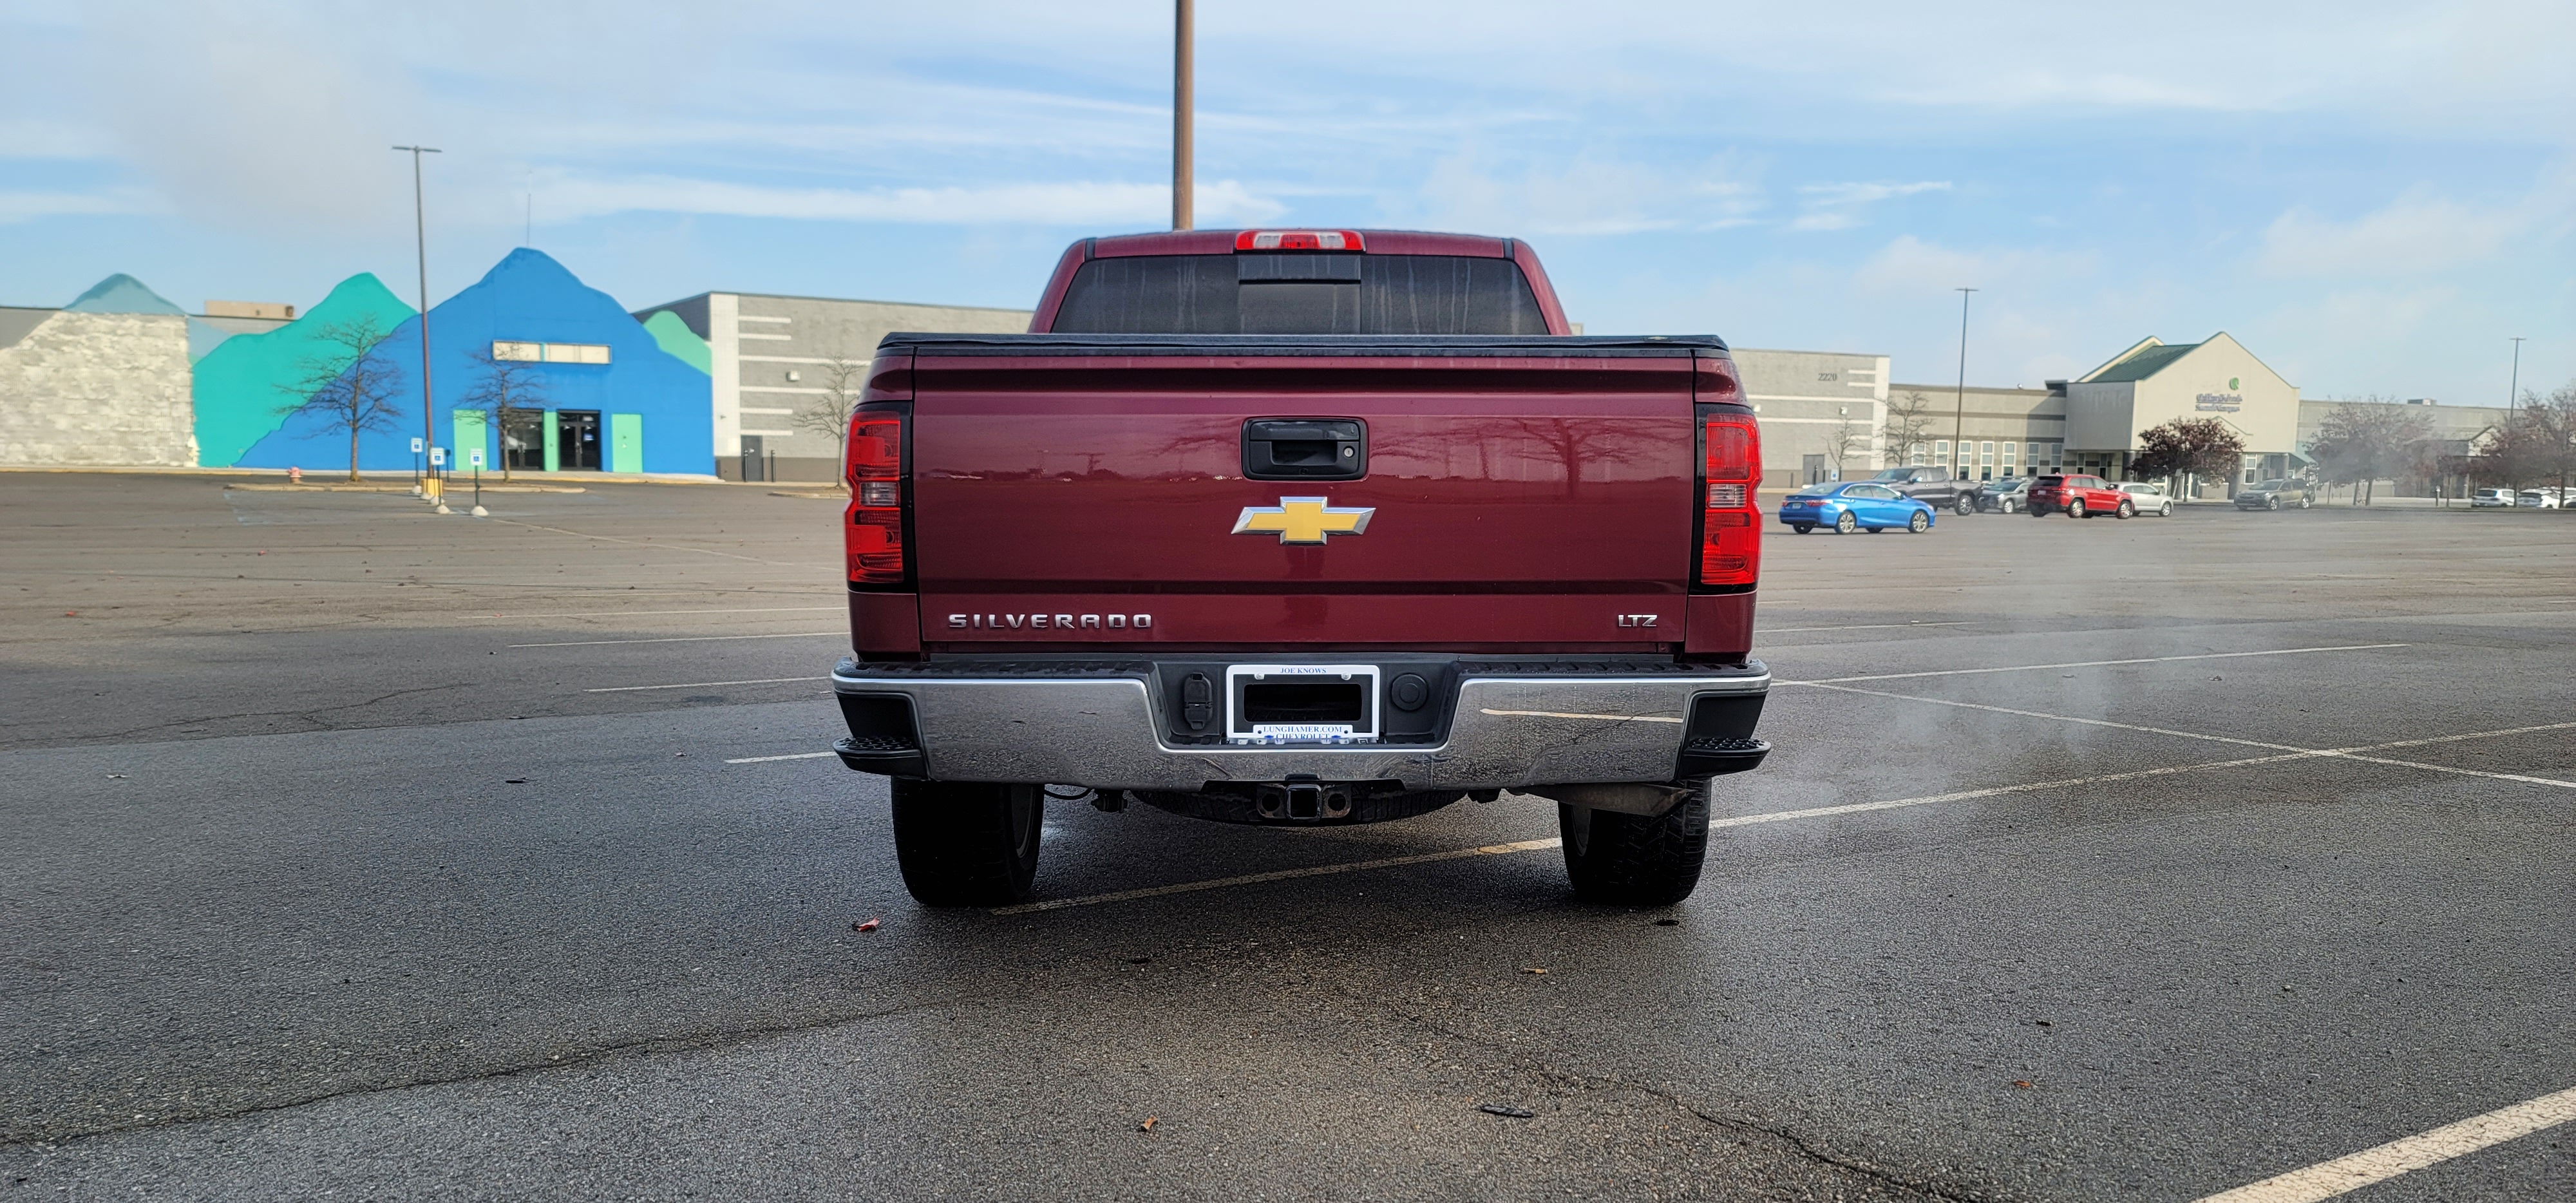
2027, 473, 2134, 519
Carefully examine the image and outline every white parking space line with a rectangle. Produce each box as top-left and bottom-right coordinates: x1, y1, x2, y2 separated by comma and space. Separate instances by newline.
478, 605, 840, 619
994, 715, 2576, 916
1783, 644, 2409, 685
1795, 683, 2576, 790
513, 631, 842, 648
584, 676, 829, 694
723, 751, 837, 764
989, 838, 1564, 916
1756, 621, 1974, 634
2193, 1084, 2576, 1203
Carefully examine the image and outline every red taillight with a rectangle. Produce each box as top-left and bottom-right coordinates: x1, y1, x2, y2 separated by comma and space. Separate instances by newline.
1700, 413, 1761, 587
1234, 230, 1365, 251
845, 409, 907, 586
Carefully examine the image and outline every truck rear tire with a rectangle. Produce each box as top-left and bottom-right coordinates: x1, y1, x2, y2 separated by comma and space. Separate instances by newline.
891, 779, 1043, 906
1559, 781, 1709, 906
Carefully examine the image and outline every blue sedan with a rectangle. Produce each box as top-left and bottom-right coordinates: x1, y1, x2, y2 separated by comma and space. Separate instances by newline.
1776, 482, 1937, 535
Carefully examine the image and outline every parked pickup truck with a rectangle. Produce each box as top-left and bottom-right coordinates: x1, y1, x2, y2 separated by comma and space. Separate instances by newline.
828, 229, 1770, 907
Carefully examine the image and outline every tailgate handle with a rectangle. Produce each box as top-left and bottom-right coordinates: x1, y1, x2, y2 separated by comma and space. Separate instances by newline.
1242, 419, 1366, 481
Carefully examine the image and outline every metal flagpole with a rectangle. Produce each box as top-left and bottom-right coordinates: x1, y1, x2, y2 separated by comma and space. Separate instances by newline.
394, 146, 442, 499
1173, 0, 1193, 231
1952, 288, 1976, 479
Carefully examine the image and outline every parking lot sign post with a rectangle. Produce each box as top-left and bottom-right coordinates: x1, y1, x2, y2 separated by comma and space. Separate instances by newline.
411, 437, 424, 491
468, 449, 484, 509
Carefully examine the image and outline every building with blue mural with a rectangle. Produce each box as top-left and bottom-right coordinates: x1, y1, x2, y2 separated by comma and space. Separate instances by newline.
236, 249, 711, 476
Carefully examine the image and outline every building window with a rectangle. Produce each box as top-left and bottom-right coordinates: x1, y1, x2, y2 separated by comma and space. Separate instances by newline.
1934, 440, 1951, 466
1908, 444, 1926, 466
2000, 442, 2018, 474
493, 341, 611, 365
1979, 441, 1995, 467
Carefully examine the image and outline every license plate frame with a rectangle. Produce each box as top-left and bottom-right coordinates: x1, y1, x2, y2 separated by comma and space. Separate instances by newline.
1224, 663, 1381, 744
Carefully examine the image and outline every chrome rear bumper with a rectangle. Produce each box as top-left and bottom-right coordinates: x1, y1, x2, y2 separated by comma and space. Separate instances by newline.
829, 660, 1768, 791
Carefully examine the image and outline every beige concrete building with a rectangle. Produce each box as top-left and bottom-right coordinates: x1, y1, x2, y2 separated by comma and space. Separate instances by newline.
2062, 333, 2300, 482
1880, 382, 2065, 482
1732, 347, 1890, 489
636, 290, 1031, 481
0, 276, 202, 468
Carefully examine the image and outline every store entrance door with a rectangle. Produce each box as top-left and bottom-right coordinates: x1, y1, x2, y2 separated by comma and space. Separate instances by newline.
556, 410, 601, 471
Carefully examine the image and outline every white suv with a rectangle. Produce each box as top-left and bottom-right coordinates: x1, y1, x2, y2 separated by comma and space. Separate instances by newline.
2470, 488, 2519, 508
2116, 482, 2175, 516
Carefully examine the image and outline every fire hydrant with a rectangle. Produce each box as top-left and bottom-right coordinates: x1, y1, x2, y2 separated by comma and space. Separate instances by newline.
287, 466, 302, 485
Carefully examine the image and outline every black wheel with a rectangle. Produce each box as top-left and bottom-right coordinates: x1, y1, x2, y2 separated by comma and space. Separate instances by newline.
2116, 500, 2135, 519
2068, 498, 2087, 519
1560, 781, 1709, 906
890, 779, 1043, 906
1908, 509, 1930, 533
2298, 497, 2311, 509
1835, 511, 1858, 535
2030, 505, 2049, 518
2266, 496, 2281, 511
2002, 500, 2018, 514
1866, 526, 1883, 534
1791, 522, 1814, 534
1954, 497, 1973, 516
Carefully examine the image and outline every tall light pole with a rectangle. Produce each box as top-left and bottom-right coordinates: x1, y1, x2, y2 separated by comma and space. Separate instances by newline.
2509, 336, 2526, 408
1172, 0, 1193, 231
393, 145, 442, 498
1951, 287, 1976, 479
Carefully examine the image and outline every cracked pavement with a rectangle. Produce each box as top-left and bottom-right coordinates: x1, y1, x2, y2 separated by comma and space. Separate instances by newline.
4, 472, 2573, 1200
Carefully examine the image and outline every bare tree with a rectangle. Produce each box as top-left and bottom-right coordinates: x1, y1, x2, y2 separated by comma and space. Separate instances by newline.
1881, 390, 1936, 467
458, 348, 549, 482
797, 356, 871, 487
1496, 417, 1659, 500
2472, 383, 2576, 499
2130, 417, 2246, 497
2309, 401, 2434, 506
278, 315, 405, 482
1823, 413, 1864, 480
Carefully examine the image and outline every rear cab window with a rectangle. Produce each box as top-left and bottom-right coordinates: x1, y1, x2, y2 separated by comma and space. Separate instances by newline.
1050, 254, 1551, 335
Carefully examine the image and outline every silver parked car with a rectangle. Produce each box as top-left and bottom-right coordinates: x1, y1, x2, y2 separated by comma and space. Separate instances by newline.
1976, 476, 2034, 514
2116, 482, 2175, 516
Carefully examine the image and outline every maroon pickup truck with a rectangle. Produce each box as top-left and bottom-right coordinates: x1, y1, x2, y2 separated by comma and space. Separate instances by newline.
828, 229, 1770, 907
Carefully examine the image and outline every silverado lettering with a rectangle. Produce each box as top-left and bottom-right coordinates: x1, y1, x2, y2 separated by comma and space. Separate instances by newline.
829, 228, 1772, 908
948, 613, 1153, 630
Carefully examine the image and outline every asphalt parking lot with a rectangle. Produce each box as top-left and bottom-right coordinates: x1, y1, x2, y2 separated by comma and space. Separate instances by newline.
3, 471, 2571, 1201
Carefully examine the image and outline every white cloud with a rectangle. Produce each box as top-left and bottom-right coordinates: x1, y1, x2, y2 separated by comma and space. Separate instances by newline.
2257, 189, 2543, 278
0, 187, 166, 225
1790, 180, 1949, 232
0, 118, 106, 159
1803, 182, 1953, 207
1410, 153, 1765, 236
531, 175, 1285, 227
1854, 235, 2096, 295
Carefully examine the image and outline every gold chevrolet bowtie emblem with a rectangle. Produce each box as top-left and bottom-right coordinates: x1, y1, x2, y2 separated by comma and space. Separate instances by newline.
1232, 497, 1375, 544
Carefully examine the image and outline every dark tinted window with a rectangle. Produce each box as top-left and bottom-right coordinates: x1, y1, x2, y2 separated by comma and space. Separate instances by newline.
1051, 254, 1549, 335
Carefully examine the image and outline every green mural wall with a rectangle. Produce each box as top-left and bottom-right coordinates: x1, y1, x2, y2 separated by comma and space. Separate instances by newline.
191, 274, 416, 467
640, 310, 712, 375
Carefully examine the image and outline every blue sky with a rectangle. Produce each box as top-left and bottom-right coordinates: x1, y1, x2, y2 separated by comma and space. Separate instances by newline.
2, 0, 2568, 401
